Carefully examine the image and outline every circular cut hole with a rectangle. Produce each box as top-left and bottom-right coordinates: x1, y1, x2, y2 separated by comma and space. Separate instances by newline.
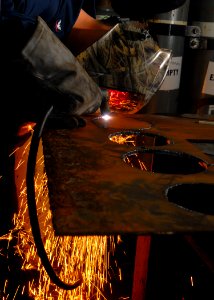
166, 183, 214, 215
123, 149, 208, 175
109, 131, 171, 147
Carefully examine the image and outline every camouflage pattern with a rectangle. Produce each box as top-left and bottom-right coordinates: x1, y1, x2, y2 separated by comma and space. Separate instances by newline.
77, 21, 172, 108
22, 17, 102, 117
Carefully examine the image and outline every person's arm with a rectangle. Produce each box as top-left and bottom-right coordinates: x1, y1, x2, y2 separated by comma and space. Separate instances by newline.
65, 9, 112, 56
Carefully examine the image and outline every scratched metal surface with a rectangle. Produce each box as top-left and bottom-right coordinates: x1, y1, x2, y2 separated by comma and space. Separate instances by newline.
42, 114, 214, 236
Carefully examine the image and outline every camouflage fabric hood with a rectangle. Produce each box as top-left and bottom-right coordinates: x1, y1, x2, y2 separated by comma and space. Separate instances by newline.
77, 21, 172, 109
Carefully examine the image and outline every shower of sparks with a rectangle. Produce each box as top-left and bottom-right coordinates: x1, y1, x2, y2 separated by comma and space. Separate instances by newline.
190, 276, 194, 287
1, 136, 122, 300
16, 122, 35, 137
138, 159, 148, 172
126, 154, 147, 171
124, 153, 153, 172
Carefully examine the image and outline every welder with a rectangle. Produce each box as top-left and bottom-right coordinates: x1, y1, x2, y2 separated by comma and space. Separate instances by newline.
0, 0, 186, 233
0, 1, 187, 296
0, 0, 186, 134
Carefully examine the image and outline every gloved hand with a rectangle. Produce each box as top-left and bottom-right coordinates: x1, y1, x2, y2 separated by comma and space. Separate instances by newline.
77, 21, 172, 109
20, 16, 102, 118
1, 16, 103, 139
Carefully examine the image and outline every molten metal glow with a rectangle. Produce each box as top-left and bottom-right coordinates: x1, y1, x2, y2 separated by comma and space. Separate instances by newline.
109, 134, 136, 146
16, 122, 36, 137
1, 137, 121, 299
101, 114, 112, 121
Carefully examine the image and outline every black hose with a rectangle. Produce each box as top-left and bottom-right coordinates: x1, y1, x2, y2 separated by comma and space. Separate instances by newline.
26, 106, 82, 290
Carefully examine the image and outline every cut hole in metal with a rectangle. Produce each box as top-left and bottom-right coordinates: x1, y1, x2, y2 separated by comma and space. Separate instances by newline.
109, 131, 171, 147
123, 149, 208, 174
166, 183, 214, 215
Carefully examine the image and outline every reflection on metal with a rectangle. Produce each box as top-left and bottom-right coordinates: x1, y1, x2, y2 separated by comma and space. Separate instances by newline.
108, 89, 147, 114
166, 183, 214, 215
109, 130, 171, 147
123, 149, 208, 174
13, 130, 118, 299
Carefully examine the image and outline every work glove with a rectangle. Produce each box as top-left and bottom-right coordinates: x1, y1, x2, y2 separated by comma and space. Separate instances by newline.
1, 16, 103, 138
21, 16, 102, 117
77, 21, 172, 111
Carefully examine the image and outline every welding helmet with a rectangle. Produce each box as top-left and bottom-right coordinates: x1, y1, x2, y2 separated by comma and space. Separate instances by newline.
110, 0, 187, 19
77, 21, 172, 113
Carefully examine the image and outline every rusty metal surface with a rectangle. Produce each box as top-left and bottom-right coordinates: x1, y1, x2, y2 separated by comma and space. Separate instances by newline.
42, 114, 214, 236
